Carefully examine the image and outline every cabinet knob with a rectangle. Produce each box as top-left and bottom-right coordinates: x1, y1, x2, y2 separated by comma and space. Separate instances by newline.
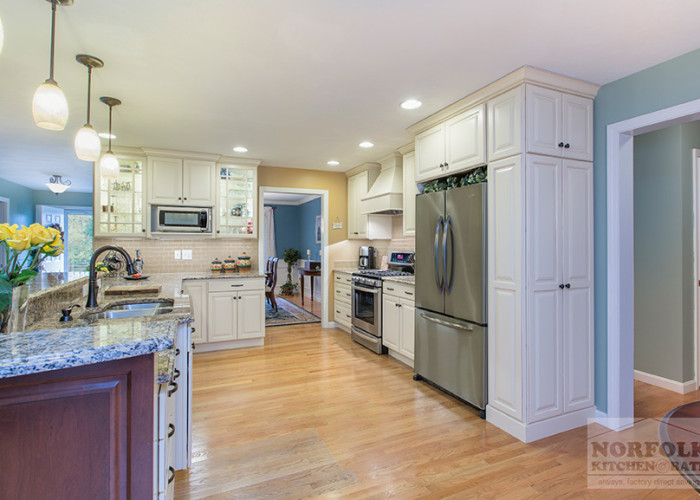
178, 197, 182, 200
559, 284, 565, 289
564, 143, 570, 149
565, 283, 571, 288
174, 368, 181, 380
168, 423, 175, 438
558, 142, 564, 147
168, 466, 175, 484
142, 229, 146, 232
444, 162, 449, 168
439, 163, 444, 169
167, 381, 178, 397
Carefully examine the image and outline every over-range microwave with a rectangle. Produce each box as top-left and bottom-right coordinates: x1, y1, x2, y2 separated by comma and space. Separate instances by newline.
151, 205, 212, 233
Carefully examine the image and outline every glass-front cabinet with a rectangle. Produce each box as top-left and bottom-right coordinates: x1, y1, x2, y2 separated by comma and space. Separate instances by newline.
216, 164, 258, 238
94, 155, 146, 237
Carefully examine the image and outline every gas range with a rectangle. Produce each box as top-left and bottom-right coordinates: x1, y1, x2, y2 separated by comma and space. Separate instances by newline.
352, 269, 414, 288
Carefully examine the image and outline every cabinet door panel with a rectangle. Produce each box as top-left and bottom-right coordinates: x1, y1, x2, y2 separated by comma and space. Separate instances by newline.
487, 87, 523, 162
183, 281, 206, 343
526, 85, 561, 158
237, 291, 264, 339
401, 299, 415, 360
183, 160, 215, 206
562, 94, 593, 161
348, 172, 369, 239
563, 286, 594, 412
207, 293, 237, 342
527, 155, 561, 287
445, 105, 486, 173
149, 157, 183, 205
415, 124, 446, 182
382, 295, 401, 351
402, 152, 417, 236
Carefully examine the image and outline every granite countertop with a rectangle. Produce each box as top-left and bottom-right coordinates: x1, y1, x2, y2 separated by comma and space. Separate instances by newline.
0, 272, 267, 383
382, 276, 416, 285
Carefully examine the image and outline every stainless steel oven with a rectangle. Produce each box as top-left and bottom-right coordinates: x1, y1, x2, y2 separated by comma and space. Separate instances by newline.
351, 282, 381, 336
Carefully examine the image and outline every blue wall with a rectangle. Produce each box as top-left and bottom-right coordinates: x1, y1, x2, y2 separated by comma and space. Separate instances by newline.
265, 198, 321, 259
0, 178, 35, 227
33, 190, 93, 208
594, 48, 700, 412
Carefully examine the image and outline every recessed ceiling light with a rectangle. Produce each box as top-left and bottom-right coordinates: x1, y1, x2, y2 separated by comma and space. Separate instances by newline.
400, 99, 422, 110
359, 141, 374, 148
233, 146, 248, 153
327, 160, 340, 166
98, 132, 116, 139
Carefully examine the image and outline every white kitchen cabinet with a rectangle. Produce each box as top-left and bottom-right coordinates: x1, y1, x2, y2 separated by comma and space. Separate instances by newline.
487, 153, 593, 442
526, 85, 593, 161
237, 291, 264, 339
415, 105, 486, 183
94, 153, 146, 237
216, 164, 257, 238
487, 87, 524, 162
148, 156, 215, 206
382, 281, 415, 366
334, 272, 352, 331
182, 281, 206, 343
347, 167, 380, 239
402, 151, 417, 236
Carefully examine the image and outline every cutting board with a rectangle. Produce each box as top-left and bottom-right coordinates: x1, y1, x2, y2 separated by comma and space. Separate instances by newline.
104, 284, 162, 296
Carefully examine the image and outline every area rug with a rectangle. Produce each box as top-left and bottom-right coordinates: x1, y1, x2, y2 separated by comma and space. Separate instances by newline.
265, 297, 320, 327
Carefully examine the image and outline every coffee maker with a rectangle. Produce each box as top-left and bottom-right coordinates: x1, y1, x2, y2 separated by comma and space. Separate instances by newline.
359, 246, 375, 270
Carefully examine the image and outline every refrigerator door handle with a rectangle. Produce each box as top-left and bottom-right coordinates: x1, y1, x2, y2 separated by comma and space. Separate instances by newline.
419, 311, 475, 331
443, 215, 455, 292
434, 216, 444, 291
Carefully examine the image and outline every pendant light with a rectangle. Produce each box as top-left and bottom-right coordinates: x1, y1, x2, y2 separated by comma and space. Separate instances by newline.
32, 0, 72, 131
74, 54, 103, 161
99, 96, 121, 179
46, 175, 71, 194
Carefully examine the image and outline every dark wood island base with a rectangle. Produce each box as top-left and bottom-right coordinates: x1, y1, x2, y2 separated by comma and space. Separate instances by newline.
0, 354, 155, 499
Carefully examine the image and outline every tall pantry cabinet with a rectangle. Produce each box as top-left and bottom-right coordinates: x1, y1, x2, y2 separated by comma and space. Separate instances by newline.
483, 70, 598, 442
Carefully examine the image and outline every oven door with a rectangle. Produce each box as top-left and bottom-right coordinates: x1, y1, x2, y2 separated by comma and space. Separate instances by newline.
351, 283, 381, 337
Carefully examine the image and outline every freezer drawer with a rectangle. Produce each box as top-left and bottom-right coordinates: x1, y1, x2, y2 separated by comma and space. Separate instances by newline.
414, 308, 487, 411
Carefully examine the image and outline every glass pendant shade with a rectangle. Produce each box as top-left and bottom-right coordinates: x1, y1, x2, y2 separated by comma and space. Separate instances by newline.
46, 182, 69, 194
74, 125, 101, 161
100, 152, 120, 179
32, 81, 69, 130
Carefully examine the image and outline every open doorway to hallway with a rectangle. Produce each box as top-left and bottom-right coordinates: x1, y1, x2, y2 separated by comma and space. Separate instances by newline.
259, 188, 328, 327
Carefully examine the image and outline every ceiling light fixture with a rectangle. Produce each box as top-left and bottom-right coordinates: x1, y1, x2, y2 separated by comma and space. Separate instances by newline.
46, 175, 71, 194
233, 146, 248, 153
74, 54, 103, 161
327, 160, 340, 166
359, 141, 374, 148
99, 96, 121, 179
32, 0, 72, 131
400, 99, 422, 110
98, 132, 116, 140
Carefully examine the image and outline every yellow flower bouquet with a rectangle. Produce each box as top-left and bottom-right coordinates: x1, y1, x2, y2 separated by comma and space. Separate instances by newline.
1, 222, 65, 331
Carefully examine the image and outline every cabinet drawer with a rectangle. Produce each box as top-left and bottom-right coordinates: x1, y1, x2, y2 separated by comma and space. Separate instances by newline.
334, 272, 353, 284
208, 278, 264, 292
335, 301, 352, 326
335, 283, 352, 303
383, 281, 415, 300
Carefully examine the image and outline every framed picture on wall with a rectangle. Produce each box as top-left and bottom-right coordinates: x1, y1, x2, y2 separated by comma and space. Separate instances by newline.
315, 215, 322, 244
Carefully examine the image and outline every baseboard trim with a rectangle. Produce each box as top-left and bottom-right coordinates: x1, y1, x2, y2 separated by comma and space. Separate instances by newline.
634, 369, 697, 394
193, 337, 264, 353
486, 405, 595, 443
387, 349, 414, 369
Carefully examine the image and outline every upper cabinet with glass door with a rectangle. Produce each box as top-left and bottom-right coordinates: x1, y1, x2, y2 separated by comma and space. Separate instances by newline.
216, 160, 260, 238
94, 151, 146, 237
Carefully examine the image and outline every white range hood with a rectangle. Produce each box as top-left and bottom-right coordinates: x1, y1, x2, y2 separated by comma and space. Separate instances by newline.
362, 152, 403, 215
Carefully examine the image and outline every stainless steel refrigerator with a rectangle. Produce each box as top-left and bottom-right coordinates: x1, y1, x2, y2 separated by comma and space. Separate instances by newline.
414, 182, 487, 416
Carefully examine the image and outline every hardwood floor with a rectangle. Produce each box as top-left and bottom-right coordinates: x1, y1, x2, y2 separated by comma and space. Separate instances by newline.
175, 324, 700, 499
282, 292, 322, 317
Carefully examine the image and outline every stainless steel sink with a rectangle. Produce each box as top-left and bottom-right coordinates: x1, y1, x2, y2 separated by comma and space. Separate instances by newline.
105, 301, 173, 311
83, 306, 174, 321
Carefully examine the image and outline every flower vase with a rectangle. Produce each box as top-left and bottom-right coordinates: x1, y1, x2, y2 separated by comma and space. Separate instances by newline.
0, 285, 30, 333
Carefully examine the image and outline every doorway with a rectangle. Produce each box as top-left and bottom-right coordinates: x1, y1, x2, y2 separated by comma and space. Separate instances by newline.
258, 186, 330, 328
36, 205, 93, 274
606, 98, 700, 430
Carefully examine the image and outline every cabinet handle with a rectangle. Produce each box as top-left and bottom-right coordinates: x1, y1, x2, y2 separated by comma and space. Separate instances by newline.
404, 291, 413, 296
191, 327, 196, 333
168, 423, 175, 438
168, 466, 175, 484
217, 230, 220, 234
142, 229, 146, 232
565, 283, 571, 288
336, 310, 341, 314
439, 163, 444, 169
559, 284, 565, 289
353, 232, 358, 235
396, 303, 401, 307
175, 348, 180, 356
386, 287, 395, 291
444, 162, 449, 168
174, 368, 181, 380
558, 142, 564, 147
168, 381, 178, 397
191, 342, 196, 350
345, 314, 351, 318
564, 143, 570, 148
230, 284, 244, 287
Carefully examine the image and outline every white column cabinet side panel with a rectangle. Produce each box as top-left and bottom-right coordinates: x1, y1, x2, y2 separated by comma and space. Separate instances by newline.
183, 281, 207, 343
487, 155, 524, 420
526, 155, 563, 422
402, 151, 417, 236
445, 104, 486, 173
562, 159, 594, 411
415, 124, 446, 182
487, 87, 524, 162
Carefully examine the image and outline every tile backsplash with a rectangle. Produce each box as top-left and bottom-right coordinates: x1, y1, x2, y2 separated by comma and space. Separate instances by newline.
94, 237, 258, 274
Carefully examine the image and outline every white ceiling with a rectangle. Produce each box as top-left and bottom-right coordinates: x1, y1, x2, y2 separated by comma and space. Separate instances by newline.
1, 0, 700, 193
